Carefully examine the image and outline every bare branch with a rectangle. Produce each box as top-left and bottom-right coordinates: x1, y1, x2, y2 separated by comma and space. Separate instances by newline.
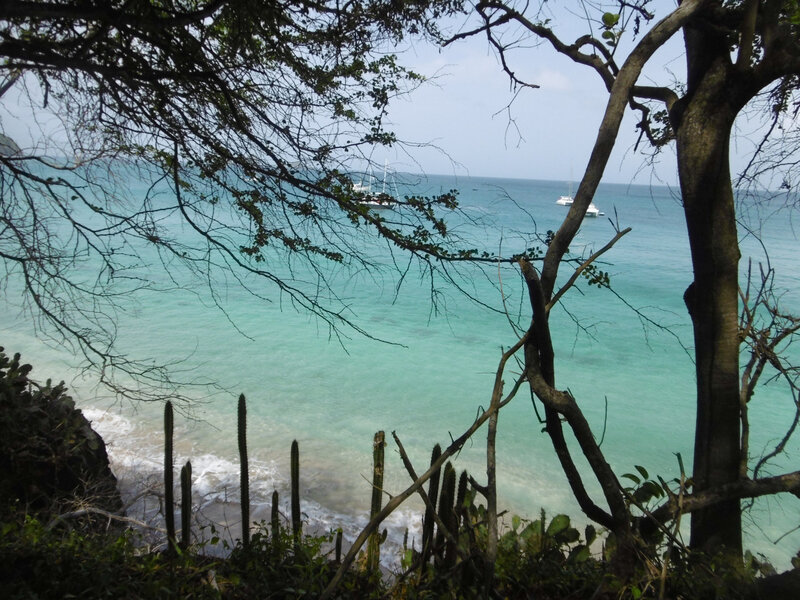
321, 336, 528, 599
651, 471, 800, 524
540, 0, 707, 299
547, 226, 632, 311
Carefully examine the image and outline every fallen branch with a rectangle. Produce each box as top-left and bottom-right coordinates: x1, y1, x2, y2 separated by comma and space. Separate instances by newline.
47, 506, 164, 533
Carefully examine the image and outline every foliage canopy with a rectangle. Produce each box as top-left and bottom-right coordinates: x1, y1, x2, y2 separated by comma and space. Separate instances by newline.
0, 0, 471, 398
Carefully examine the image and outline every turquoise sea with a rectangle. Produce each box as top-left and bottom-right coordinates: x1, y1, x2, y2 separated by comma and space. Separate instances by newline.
2, 172, 799, 568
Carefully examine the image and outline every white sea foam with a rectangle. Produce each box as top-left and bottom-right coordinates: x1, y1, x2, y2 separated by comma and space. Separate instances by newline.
83, 407, 136, 437
81, 402, 423, 567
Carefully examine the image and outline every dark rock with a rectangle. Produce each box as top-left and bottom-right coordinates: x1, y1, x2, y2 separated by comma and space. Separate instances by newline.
0, 347, 122, 525
752, 569, 800, 600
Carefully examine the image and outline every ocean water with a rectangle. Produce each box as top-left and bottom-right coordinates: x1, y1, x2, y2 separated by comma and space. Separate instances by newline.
2, 172, 799, 568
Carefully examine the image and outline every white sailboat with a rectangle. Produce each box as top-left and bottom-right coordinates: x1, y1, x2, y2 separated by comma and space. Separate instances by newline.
355, 160, 397, 209
556, 177, 574, 205
556, 195, 574, 206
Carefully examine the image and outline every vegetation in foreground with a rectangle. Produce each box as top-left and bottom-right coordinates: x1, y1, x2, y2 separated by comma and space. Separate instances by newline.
2, 502, 779, 600
1, 347, 790, 600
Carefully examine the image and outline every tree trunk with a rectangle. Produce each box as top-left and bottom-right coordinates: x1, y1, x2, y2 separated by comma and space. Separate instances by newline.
674, 26, 745, 557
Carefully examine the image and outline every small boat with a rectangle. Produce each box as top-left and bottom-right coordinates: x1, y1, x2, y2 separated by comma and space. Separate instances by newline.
556, 194, 604, 217
353, 160, 397, 210
557, 177, 575, 206
585, 202, 605, 217
360, 195, 395, 210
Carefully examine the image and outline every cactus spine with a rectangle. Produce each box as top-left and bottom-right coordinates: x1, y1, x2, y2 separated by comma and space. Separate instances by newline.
180, 460, 192, 551
291, 439, 301, 539
366, 430, 385, 574
164, 401, 176, 554
238, 394, 250, 549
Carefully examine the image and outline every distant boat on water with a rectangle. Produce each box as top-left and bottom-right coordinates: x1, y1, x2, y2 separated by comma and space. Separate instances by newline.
557, 177, 575, 206
555, 195, 605, 217
353, 160, 398, 210
585, 202, 605, 217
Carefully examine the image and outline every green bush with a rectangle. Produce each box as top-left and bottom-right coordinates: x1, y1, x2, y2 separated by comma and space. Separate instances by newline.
0, 515, 226, 599
0, 347, 120, 524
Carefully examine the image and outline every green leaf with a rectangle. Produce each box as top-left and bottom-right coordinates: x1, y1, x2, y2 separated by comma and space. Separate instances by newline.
622, 473, 641, 485
555, 527, 580, 545
675, 452, 686, 475
546, 513, 570, 536
401, 548, 414, 569
568, 544, 591, 563
602, 13, 620, 28
520, 522, 539, 542
635, 465, 650, 480
634, 481, 663, 504
585, 524, 597, 545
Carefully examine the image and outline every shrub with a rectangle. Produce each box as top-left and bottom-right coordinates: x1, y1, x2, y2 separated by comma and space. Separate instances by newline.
0, 347, 120, 524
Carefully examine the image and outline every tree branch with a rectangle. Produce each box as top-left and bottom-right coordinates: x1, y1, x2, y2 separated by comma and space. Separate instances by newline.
547, 226, 632, 311
651, 471, 800, 525
539, 0, 707, 299
521, 258, 621, 530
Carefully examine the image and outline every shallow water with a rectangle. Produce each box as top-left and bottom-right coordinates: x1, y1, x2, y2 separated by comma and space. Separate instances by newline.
2, 173, 798, 568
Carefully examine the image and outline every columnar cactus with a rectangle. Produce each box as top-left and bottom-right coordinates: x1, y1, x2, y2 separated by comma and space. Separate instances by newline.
444, 469, 467, 568
180, 460, 192, 551
271, 490, 280, 540
164, 401, 176, 554
435, 462, 456, 566
456, 470, 468, 523
421, 443, 442, 565
335, 528, 343, 564
291, 439, 301, 539
238, 394, 250, 549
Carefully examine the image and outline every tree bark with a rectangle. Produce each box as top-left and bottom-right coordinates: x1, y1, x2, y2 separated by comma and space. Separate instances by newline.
674, 22, 748, 557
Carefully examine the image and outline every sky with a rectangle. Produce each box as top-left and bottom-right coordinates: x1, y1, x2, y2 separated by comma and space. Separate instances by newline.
0, 3, 769, 189
378, 2, 682, 184
378, 3, 750, 187
385, 36, 669, 185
